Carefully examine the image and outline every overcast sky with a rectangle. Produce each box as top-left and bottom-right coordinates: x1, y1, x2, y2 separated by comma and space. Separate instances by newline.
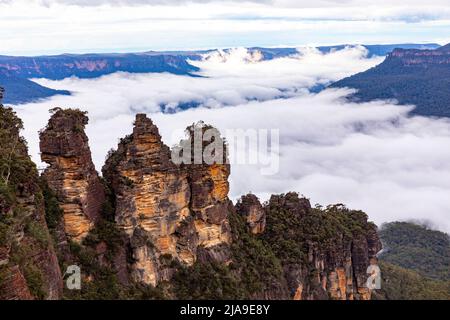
1, 0, 450, 55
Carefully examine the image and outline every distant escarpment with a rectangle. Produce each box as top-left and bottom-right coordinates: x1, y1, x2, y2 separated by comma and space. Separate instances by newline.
0, 44, 439, 106
331, 43, 450, 118
0, 98, 382, 300
0, 53, 199, 105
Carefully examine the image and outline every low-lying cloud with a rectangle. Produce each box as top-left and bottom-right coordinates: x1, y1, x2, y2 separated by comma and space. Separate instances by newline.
11, 46, 450, 233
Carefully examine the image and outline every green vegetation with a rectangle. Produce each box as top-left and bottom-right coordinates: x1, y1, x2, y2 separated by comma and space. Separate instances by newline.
9, 240, 46, 299
376, 261, 450, 300
262, 193, 373, 266
47, 107, 88, 133
171, 210, 287, 299
173, 261, 243, 299
64, 239, 167, 300
40, 179, 64, 230
331, 57, 450, 118
376, 221, 450, 299
379, 222, 449, 281
25, 220, 50, 247
0, 106, 53, 299
228, 211, 285, 297
82, 219, 123, 261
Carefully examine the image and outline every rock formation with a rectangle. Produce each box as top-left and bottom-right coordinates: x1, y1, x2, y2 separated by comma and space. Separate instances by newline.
390, 45, 450, 65
235, 194, 266, 234
182, 122, 232, 263
263, 193, 382, 300
0, 99, 62, 300
39, 108, 105, 242
102, 114, 193, 285
103, 115, 231, 286
1, 105, 383, 300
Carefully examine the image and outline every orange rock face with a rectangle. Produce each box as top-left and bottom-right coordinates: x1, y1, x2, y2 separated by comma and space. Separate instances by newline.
235, 194, 266, 235
103, 115, 232, 285
40, 109, 105, 242
103, 115, 194, 285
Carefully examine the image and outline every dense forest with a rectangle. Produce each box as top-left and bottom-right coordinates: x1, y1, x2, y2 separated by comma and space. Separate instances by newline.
377, 222, 450, 300
331, 46, 450, 118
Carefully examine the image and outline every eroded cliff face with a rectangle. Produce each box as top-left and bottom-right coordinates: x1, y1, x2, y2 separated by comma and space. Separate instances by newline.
1, 103, 383, 300
261, 193, 382, 300
182, 123, 232, 263
39, 109, 105, 242
235, 194, 266, 235
0, 103, 62, 300
103, 114, 193, 286
103, 115, 231, 286
390, 46, 450, 66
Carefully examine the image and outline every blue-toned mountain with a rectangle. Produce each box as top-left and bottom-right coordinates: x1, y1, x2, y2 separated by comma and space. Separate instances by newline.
331, 44, 450, 118
0, 43, 439, 105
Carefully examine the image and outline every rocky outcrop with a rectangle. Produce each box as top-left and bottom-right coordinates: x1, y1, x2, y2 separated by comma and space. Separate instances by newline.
1, 102, 383, 300
182, 122, 232, 263
390, 46, 450, 66
0, 102, 63, 300
103, 115, 231, 286
263, 193, 381, 300
39, 108, 105, 242
103, 114, 193, 285
235, 194, 266, 234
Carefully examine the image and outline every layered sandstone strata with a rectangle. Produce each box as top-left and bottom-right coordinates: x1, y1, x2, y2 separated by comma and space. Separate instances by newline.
263, 193, 382, 300
103, 115, 233, 285
236, 194, 266, 234
103, 114, 194, 285
183, 123, 232, 262
39, 108, 105, 242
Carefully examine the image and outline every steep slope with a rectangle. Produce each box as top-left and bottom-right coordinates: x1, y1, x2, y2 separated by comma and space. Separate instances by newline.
379, 222, 449, 281
375, 262, 450, 300
102, 115, 232, 287
0, 89, 63, 299
330, 44, 450, 117
0, 53, 199, 81
0, 68, 70, 105
0, 53, 199, 105
39, 108, 105, 242
261, 194, 381, 300
1, 102, 384, 300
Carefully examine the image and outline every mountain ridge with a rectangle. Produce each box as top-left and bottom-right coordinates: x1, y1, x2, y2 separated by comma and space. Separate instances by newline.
0, 43, 440, 105
330, 43, 450, 117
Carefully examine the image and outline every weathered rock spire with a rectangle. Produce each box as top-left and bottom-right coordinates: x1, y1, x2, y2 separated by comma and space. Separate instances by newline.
103, 114, 233, 286
236, 194, 266, 234
39, 108, 105, 242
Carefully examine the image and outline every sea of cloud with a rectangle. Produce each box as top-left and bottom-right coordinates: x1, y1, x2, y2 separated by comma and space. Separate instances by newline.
12, 46, 450, 232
